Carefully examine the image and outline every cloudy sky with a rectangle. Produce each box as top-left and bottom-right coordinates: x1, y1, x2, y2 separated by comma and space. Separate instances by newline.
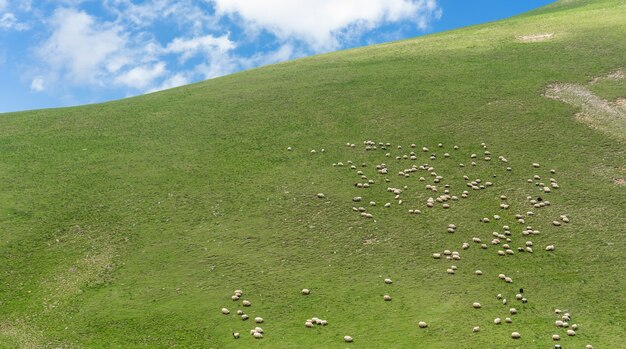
0, 0, 553, 113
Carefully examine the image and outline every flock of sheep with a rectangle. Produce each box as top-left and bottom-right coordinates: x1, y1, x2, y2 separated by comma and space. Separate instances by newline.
217, 141, 593, 347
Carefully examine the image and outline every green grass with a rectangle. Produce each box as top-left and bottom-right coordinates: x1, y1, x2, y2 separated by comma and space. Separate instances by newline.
1, 0, 625, 348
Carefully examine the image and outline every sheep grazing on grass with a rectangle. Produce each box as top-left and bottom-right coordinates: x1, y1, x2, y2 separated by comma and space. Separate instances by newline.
221, 308, 230, 315
552, 334, 560, 341
344, 335, 353, 343
473, 327, 480, 333
237, 310, 244, 315
418, 321, 428, 328
494, 318, 502, 324
473, 302, 482, 309
447, 268, 455, 275
353, 196, 362, 202
515, 294, 522, 300
255, 317, 264, 323
462, 243, 470, 250
498, 250, 506, 256
316, 193, 325, 198
242, 300, 251, 307
384, 295, 392, 301
305, 321, 314, 328
498, 273, 506, 279
555, 320, 563, 327
475, 270, 483, 276
232, 295, 240, 301
571, 324, 578, 330
532, 163, 540, 168
586, 345, 593, 349
505, 317, 512, 323
234, 289, 243, 296
481, 244, 488, 249
545, 245, 555, 251
511, 332, 521, 339
510, 308, 518, 315
233, 332, 240, 339
552, 220, 561, 226
253, 332, 263, 339
302, 288, 310, 295
433, 253, 442, 259
241, 314, 249, 321
384, 278, 393, 284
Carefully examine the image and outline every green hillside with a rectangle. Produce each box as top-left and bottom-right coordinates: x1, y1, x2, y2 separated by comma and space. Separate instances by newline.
1, 0, 624, 348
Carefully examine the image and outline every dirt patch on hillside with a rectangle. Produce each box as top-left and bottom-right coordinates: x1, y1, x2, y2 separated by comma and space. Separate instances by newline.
544, 83, 626, 140
517, 33, 553, 42
614, 178, 626, 186
590, 69, 625, 84
615, 97, 626, 109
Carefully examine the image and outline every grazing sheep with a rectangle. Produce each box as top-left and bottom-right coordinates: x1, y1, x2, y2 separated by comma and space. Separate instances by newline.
316, 193, 325, 198
255, 317, 264, 323
233, 332, 240, 339
221, 308, 230, 315
586, 345, 593, 349
505, 317, 512, 323
497, 293, 502, 299
253, 332, 263, 339
555, 320, 563, 327
571, 324, 578, 330
462, 243, 470, 250
242, 300, 251, 307
515, 294, 522, 300
305, 321, 314, 328
473, 327, 480, 333
511, 332, 521, 339
522, 298, 527, 303
344, 335, 353, 343
509, 308, 518, 315
232, 295, 240, 301
418, 321, 428, 328
447, 268, 455, 275
545, 245, 555, 251
237, 310, 244, 315
241, 314, 249, 321
494, 318, 502, 324
503, 299, 507, 305
473, 302, 481, 309
552, 334, 560, 341
475, 270, 483, 275
433, 253, 442, 259
384, 295, 392, 301
302, 288, 310, 295
384, 278, 393, 284
498, 250, 506, 256
505, 277, 513, 283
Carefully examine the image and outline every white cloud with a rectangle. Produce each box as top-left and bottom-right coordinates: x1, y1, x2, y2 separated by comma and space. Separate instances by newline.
165, 34, 235, 62
114, 62, 166, 89
30, 77, 45, 92
147, 72, 190, 93
213, 0, 441, 50
0, 0, 7, 10
0, 12, 27, 30
37, 8, 127, 85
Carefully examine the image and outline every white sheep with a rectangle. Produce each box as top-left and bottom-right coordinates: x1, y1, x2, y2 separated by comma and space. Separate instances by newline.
473, 326, 480, 333
552, 334, 560, 341
418, 321, 428, 328
545, 245, 555, 251
233, 332, 240, 339
302, 288, 310, 295
384, 295, 392, 301
241, 314, 249, 321
344, 335, 353, 343
253, 332, 263, 339
472, 302, 481, 309
242, 300, 251, 307
221, 308, 230, 315
511, 332, 521, 339
305, 321, 314, 328
509, 308, 518, 315
475, 270, 483, 276
316, 193, 325, 198
505, 317, 512, 323
494, 318, 501, 324
384, 278, 393, 284
255, 317, 264, 323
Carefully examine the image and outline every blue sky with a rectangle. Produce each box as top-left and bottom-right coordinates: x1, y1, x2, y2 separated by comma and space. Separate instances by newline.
0, 0, 554, 113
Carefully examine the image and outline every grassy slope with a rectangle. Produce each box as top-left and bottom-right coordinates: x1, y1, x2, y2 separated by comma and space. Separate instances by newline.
1, 0, 625, 348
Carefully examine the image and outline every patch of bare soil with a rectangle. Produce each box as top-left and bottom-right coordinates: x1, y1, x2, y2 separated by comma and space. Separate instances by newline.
517, 33, 553, 42
544, 83, 626, 140
614, 178, 626, 186
589, 68, 625, 84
